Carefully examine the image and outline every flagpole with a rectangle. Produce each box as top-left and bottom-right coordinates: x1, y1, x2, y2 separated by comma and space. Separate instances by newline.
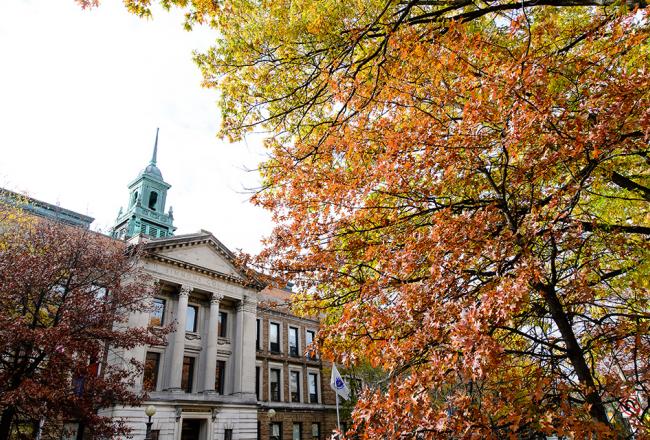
335, 391, 341, 434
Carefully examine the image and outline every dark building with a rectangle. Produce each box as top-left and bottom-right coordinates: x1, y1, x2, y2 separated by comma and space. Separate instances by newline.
255, 287, 338, 440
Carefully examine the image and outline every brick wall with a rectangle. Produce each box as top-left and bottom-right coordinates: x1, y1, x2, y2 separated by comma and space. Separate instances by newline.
259, 409, 339, 440
256, 303, 343, 439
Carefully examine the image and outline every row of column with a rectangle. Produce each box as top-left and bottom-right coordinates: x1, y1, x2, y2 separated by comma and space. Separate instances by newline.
166, 285, 256, 395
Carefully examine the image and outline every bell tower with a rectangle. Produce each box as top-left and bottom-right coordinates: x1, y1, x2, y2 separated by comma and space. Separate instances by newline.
111, 129, 176, 240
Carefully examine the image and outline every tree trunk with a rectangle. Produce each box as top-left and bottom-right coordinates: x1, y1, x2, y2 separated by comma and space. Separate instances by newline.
0, 407, 16, 440
538, 283, 610, 426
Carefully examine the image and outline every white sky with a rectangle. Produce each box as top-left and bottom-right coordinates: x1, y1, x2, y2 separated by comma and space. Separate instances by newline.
0, 0, 273, 254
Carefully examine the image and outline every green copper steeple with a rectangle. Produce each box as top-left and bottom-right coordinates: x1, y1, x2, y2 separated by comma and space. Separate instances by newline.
111, 129, 176, 240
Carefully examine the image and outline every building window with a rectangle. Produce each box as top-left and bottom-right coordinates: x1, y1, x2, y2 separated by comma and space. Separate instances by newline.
255, 366, 261, 400
150, 298, 165, 327
148, 191, 158, 210
270, 368, 281, 402
292, 423, 302, 440
219, 311, 228, 338
215, 360, 226, 394
311, 423, 320, 440
290, 370, 301, 403
181, 356, 195, 393
143, 352, 160, 391
256, 319, 261, 350
224, 429, 233, 440
288, 326, 299, 357
269, 322, 280, 353
270, 422, 282, 440
305, 330, 316, 359
308, 373, 318, 403
186, 305, 198, 332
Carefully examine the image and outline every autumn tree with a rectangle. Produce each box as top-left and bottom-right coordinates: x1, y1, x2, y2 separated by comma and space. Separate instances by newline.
82, 0, 649, 437
0, 202, 164, 439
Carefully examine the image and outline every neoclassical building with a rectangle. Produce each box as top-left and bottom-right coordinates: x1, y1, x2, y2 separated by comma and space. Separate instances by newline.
101, 138, 337, 440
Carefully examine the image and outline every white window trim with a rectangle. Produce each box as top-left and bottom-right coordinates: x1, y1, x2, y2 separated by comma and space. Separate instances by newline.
268, 362, 284, 402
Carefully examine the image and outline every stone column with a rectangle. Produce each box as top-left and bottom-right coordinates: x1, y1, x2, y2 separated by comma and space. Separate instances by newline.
233, 295, 257, 397
168, 285, 190, 391
203, 292, 223, 393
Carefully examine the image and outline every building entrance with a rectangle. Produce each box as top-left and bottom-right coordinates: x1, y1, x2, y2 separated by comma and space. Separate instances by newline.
180, 419, 203, 440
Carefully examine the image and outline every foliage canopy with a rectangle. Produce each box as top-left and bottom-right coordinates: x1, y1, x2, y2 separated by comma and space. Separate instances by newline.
87, 0, 650, 437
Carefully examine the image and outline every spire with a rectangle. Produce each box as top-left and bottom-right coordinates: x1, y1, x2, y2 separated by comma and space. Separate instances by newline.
110, 127, 175, 240
151, 127, 159, 165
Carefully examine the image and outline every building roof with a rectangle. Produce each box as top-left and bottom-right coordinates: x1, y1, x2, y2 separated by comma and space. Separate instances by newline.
0, 187, 94, 229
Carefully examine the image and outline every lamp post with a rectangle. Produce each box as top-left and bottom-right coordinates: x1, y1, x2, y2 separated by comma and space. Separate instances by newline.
144, 405, 156, 440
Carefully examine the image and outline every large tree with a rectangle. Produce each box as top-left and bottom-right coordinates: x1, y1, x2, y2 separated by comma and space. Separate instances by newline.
0, 202, 164, 439
97, 0, 649, 437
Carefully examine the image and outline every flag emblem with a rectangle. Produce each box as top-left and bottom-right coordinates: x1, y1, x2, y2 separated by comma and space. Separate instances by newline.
329, 364, 350, 400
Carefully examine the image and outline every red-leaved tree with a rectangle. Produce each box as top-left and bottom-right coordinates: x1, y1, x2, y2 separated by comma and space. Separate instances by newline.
0, 205, 165, 439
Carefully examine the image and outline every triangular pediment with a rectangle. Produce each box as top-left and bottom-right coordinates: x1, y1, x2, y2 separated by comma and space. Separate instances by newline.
143, 231, 263, 288
158, 243, 240, 278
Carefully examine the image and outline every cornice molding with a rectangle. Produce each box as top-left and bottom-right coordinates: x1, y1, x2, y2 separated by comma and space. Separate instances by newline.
146, 253, 263, 289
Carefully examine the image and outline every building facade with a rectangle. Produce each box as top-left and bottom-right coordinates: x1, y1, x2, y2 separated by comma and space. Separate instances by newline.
101, 137, 337, 440
255, 287, 338, 440
100, 231, 262, 440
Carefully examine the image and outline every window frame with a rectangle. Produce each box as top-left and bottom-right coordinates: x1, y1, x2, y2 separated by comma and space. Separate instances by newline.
308, 371, 319, 404
289, 369, 301, 403
215, 359, 226, 394
269, 365, 283, 402
255, 364, 261, 401
311, 423, 320, 440
181, 356, 196, 393
256, 318, 261, 350
292, 423, 302, 440
288, 326, 300, 357
186, 304, 199, 333
150, 297, 166, 327
270, 422, 283, 440
143, 351, 161, 392
269, 321, 281, 353
305, 329, 317, 359
218, 311, 229, 338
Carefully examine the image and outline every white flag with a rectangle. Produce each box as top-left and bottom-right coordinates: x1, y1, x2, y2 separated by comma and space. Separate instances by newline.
329, 364, 350, 400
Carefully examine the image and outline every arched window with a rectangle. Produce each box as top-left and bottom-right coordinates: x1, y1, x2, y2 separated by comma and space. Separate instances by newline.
131, 191, 138, 207
148, 191, 158, 211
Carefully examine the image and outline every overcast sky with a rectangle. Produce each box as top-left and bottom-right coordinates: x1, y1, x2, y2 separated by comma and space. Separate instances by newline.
0, 0, 273, 254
